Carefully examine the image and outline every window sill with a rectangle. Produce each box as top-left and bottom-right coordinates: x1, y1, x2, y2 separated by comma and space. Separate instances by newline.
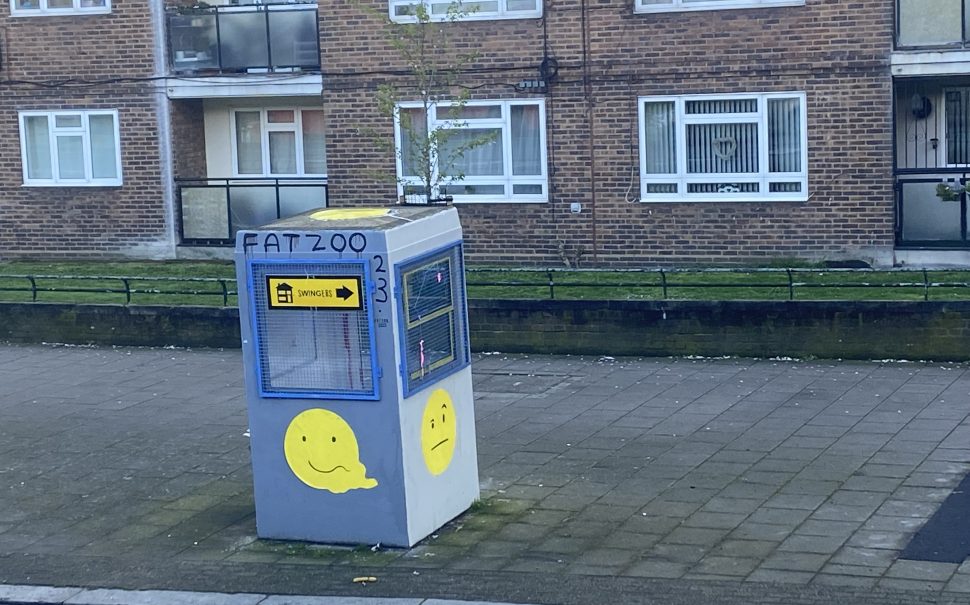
11, 8, 111, 16
635, 0, 803, 14
23, 181, 123, 188
450, 198, 548, 204
639, 196, 807, 203
390, 11, 541, 24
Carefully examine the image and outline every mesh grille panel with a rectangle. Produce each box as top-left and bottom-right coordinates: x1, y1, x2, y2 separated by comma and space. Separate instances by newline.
250, 261, 375, 398
399, 244, 469, 395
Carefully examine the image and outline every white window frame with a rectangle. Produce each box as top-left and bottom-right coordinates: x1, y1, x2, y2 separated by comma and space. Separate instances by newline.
638, 92, 808, 202
19, 110, 122, 187
389, 0, 541, 23
10, 0, 110, 17
635, 0, 803, 14
229, 108, 327, 178
394, 99, 548, 204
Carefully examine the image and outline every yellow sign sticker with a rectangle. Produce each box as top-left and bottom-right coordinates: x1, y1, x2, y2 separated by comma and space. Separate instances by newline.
267, 276, 363, 310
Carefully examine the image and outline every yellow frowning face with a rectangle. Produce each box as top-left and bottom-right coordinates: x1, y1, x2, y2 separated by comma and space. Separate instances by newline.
420, 389, 457, 476
283, 408, 378, 494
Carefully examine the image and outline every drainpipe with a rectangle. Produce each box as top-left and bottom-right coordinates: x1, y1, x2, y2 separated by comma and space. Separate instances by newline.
580, 0, 598, 264
149, 0, 177, 258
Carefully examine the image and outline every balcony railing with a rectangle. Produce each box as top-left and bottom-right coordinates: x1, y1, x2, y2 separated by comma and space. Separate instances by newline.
897, 0, 970, 49
168, 3, 320, 74
896, 170, 970, 246
178, 177, 328, 246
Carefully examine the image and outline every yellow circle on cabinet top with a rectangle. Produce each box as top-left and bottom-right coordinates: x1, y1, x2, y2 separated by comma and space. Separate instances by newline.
310, 208, 389, 221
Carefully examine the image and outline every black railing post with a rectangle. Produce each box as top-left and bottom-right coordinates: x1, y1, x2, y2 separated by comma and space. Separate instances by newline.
225, 184, 233, 241
661, 269, 668, 300
548, 271, 555, 300
28, 276, 36, 302
214, 8, 224, 72
895, 0, 900, 48
313, 7, 322, 68
787, 268, 794, 300
923, 268, 930, 301
960, 0, 967, 44
220, 279, 229, 306
263, 5, 273, 69
176, 182, 186, 245
122, 278, 131, 305
275, 178, 282, 219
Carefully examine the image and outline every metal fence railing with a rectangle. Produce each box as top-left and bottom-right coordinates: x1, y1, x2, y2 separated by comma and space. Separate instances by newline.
0, 275, 237, 306
464, 267, 970, 302
3, 268, 970, 306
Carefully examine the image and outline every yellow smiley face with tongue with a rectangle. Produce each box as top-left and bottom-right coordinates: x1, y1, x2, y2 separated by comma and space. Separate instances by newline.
283, 408, 378, 493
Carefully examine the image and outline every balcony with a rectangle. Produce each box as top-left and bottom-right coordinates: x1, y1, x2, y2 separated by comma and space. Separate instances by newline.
895, 79, 970, 246
896, 172, 970, 246
167, 3, 319, 75
897, 0, 970, 49
178, 177, 328, 246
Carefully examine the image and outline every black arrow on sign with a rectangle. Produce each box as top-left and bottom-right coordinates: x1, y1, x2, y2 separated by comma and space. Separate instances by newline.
336, 286, 354, 300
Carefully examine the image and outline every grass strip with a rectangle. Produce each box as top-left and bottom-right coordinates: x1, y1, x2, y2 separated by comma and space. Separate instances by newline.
2, 261, 970, 305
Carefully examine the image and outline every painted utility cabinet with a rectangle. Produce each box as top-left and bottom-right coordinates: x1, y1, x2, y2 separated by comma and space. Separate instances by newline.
234, 206, 479, 547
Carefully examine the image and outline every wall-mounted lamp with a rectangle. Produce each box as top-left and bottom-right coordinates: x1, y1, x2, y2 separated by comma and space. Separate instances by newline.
911, 94, 933, 120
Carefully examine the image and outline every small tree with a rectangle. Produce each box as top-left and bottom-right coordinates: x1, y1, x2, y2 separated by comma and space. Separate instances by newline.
367, 1, 496, 204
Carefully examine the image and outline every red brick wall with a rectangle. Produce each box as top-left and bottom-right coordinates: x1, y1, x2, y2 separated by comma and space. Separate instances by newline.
0, 2, 170, 258
0, 0, 896, 263
322, 0, 895, 266
170, 99, 206, 179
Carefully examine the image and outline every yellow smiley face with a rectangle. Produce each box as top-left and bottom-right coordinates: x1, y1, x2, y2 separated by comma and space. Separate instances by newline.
421, 389, 457, 476
283, 408, 378, 494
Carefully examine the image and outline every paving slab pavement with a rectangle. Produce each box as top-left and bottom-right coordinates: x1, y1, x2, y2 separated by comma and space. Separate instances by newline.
2, 343, 970, 604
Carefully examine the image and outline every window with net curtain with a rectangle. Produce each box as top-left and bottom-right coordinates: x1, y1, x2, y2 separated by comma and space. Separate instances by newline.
20, 110, 120, 186
232, 108, 327, 177
225, 108, 328, 235
639, 92, 807, 202
396, 99, 547, 202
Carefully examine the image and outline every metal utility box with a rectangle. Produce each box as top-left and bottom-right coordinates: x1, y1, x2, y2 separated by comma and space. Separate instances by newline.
234, 206, 479, 547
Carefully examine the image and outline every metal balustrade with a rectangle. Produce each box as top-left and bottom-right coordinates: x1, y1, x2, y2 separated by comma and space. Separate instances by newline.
177, 177, 329, 246
168, 3, 320, 74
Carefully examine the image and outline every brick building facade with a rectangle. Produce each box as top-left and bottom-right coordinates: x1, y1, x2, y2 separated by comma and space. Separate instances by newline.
0, 1, 961, 266
325, 0, 896, 266
0, 1, 171, 257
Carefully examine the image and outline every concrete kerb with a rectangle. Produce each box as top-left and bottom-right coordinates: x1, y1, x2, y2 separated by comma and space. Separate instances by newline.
0, 585, 531, 605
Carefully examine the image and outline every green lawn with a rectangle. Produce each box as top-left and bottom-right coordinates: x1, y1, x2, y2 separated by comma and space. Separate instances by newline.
1, 261, 970, 305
